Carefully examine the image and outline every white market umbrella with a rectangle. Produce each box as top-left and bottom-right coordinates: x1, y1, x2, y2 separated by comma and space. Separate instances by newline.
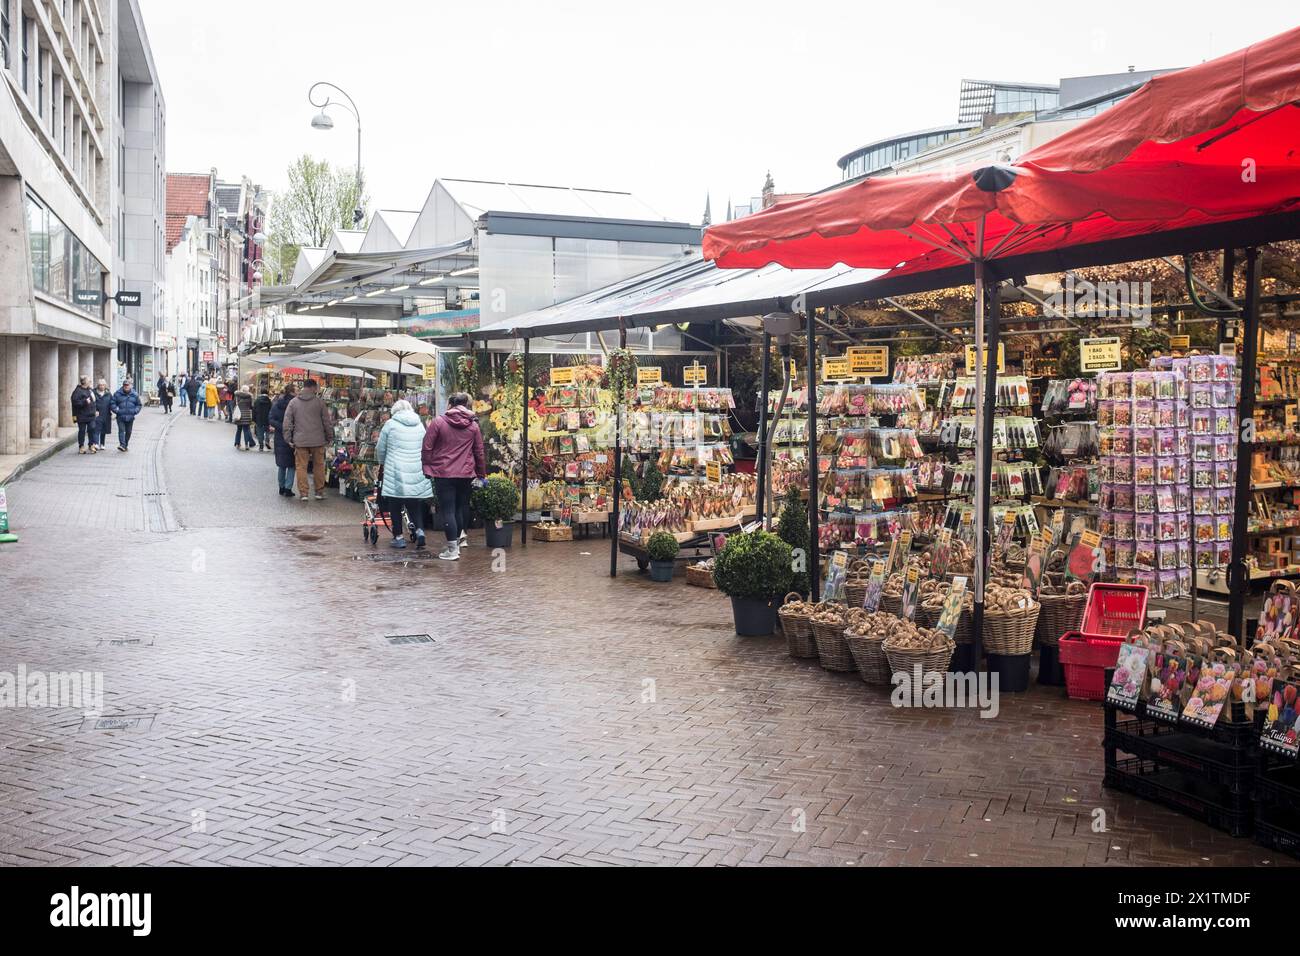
245, 354, 375, 380
306, 334, 440, 379
291, 350, 407, 376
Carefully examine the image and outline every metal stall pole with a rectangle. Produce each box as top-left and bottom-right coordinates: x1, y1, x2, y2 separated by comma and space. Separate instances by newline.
971, 260, 990, 668
1219, 249, 1235, 347
521, 337, 529, 547
609, 322, 627, 577
757, 332, 771, 524
1227, 247, 1261, 640
804, 300, 820, 601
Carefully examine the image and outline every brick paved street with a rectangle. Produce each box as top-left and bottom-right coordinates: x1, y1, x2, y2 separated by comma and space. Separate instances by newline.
0, 413, 1290, 867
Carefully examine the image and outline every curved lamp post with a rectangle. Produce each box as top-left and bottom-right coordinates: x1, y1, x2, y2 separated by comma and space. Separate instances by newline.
308, 81, 364, 226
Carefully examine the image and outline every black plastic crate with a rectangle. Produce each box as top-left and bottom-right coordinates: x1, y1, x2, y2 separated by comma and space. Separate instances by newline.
1105, 698, 1258, 749
1107, 720, 1255, 793
1255, 757, 1300, 812
1254, 814, 1300, 858
1104, 757, 1253, 837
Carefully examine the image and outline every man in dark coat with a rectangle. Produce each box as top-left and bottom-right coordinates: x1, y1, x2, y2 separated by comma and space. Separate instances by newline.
268, 384, 297, 496
109, 380, 143, 452
185, 375, 201, 415
71, 376, 97, 453
92, 379, 112, 449
252, 387, 273, 451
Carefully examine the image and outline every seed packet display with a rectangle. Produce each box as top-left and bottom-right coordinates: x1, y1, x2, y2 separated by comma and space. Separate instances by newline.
899, 565, 922, 622
1146, 647, 1194, 723
1106, 636, 1152, 710
824, 550, 849, 602
936, 576, 968, 639
862, 559, 887, 611
1260, 679, 1300, 757
1182, 658, 1239, 729
1021, 529, 1051, 595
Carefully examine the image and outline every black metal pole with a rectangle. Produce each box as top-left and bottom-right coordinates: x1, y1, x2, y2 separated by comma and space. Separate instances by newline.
757, 332, 771, 524
1219, 248, 1235, 347
1227, 247, 1261, 639
806, 307, 820, 601
970, 261, 992, 667
521, 337, 529, 547
609, 323, 626, 577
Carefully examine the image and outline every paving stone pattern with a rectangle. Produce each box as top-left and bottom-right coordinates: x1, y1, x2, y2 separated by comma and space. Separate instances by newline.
0, 412, 1290, 866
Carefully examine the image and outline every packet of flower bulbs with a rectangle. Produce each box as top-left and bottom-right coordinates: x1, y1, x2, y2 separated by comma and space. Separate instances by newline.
1145, 644, 1194, 724
1181, 654, 1240, 729
1105, 635, 1153, 711
1260, 677, 1300, 757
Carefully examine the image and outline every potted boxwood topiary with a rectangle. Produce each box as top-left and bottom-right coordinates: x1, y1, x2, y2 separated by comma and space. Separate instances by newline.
473, 474, 521, 548
712, 530, 793, 636
646, 531, 679, 582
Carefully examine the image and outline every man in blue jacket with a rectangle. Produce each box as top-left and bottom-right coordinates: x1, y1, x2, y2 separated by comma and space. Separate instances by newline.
109, 379, 143, 452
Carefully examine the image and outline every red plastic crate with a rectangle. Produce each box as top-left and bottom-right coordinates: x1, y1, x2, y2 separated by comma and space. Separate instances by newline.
1057, 631, 1122, 700
1080, 583, 1147, 639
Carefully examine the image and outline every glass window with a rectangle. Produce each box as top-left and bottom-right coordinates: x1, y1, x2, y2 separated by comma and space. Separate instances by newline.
20, 13, 28, 93
70, 237, 81, 298
1, 0, 10, 70
49, 212, 66, 298
26, 192, 47, 291
37, 46, 44, 118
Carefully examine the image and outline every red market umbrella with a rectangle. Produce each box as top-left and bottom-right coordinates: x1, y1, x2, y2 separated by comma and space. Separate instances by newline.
702, 25, 1300, 643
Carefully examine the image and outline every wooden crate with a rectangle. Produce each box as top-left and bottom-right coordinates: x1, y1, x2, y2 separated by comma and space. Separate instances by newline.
533, 525, 573, 542
686, 564, 717, 589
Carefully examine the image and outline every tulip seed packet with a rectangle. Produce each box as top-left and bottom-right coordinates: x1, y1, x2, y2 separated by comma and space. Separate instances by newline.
1021, 529, 1051, 596
936, 577, 967, 638
1105, 637, 1151, 711
1181, 659, 1239, 729
1145, 646, 1193, 724
900, 565, 922, 622
862, 559, 887, 612
1260, 678, 1300, 757
931, 528, 954, 580
823, 551, 849, 602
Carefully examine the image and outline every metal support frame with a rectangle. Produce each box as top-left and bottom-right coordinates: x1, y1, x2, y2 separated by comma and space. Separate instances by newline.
881, 297, 965, 345
805, 304, 820, 601
1219, 248, 1236, 345
1227, 247, 1262, 639
521, 337, 529, 547
757, 332, 771, 524
609, 322, 627, 577
970, 259, 993, 668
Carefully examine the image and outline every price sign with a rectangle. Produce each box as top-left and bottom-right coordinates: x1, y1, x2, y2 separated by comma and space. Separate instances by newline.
822, 356, 853, 380
1079, 336, 1122, 373
705, 461, 722, 483
846, 346, 889, 377
422, 363, 437, 383
964, 343, 1006, 376
550, 366, 575, 386
637, 366, 662, 387
1287, 404, 1298, 431
683, 364, 708, 385
1169, 334, 1191, 350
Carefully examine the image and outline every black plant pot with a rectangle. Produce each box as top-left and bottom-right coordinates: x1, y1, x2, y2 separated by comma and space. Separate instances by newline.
484, 521, 514, 548
950, 642, 976, 674
649, 560, 675, 582
987, 653, 1032, 693
1037, 644, 1066, 686
730, 596, 777, 637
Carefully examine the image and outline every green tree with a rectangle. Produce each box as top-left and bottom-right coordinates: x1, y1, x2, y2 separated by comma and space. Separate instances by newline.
264, 155, 370, 278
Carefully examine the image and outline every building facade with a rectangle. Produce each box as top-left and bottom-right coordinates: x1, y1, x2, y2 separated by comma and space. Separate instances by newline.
165, 170, 216, 373
0, 0, 163, 455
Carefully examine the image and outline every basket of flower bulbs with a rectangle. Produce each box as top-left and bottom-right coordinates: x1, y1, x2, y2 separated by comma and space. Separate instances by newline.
916, 579, 974, 645
881, 617, 956, 680
778, 593, 818, 659
810, 601, 855, 672
981, 583, 1041, 656
1035, 567, 1088, 647
843, 610, 897, 685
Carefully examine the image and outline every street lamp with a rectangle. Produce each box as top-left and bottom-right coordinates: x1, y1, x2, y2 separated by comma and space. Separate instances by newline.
308, 81, 364, 227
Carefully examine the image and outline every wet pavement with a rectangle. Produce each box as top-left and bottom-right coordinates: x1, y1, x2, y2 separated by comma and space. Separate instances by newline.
0, 410, 1289, 866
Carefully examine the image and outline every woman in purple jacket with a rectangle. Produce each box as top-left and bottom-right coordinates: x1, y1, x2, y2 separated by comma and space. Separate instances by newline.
421, 392, 486, 561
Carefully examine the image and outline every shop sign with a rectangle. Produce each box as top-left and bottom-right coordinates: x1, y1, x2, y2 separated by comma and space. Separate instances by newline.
1079, 336, 1123, 373
1218, 342, 1237, 357
846, 346, 889, 377
821, 356, 854, 380
114, 290, 142, 307
705, 461, 722, 483
683, 364, 708, 385
202, 351, 215, 362
74, 289, 102, 306
422, 363, 437, 383
636, 367, 663, 387
377, 373, 389, 388
964, 343, 1005, 376
550, 366, 575, 386
1169, 334, 1191, 350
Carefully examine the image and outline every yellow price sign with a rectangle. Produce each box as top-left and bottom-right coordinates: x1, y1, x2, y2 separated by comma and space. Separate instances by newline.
1169, 334, 1191, 350
549, 366, 575, 386
705, 461, 722, 483
847, 346, 889, 377
683, 364, 708, 385
636, 366, 662, 387
422, 363, 438, 383
964, 343, 1006, 375
1079, 336, 1122, 373
822, 356, 853, 380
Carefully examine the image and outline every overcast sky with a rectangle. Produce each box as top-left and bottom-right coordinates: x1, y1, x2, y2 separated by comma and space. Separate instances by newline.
138, 0, 1298, 226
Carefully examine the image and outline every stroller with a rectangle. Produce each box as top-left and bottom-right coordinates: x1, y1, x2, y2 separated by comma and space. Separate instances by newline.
362, 465, 417, 547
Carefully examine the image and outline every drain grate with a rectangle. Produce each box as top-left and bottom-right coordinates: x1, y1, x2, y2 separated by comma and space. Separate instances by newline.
82, 714, 156, 732
384, 633, 435, 646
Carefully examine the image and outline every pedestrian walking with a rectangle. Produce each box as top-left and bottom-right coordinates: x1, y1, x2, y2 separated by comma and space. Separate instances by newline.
252, 387, 272, 450
376, 399, 432, 550
220, 381, 234, 422
109, 379, 142, 451
269, 384, 297, 496
232, 382, 255, 450
421, 391, 486, 561
157, 374, 173, 413
186, 375, 200, 415
283, 379, 333, 501
92, 379, 112, 449
204, 378, 219, 419
71, 375, 97, 454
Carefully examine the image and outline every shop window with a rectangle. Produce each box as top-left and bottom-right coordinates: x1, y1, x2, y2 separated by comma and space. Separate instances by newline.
26, 192, 47, 292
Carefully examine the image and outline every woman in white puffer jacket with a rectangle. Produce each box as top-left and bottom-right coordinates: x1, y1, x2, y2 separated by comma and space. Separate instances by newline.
376, 399, 433, 549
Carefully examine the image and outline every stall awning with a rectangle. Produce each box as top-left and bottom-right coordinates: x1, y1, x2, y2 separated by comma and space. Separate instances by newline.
470, 255, 884, 340
258, 239, 478, 305
702, 25, 1300, 275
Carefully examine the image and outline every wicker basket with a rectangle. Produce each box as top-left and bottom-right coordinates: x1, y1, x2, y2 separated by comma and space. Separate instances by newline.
686, 564, 717, 589
532, 525, 573, 542
983, 603, 1041, 656
843, 579, 869, 607
1035, 591, 1086, 646
812, 618, 855, 672
778, 594, 817, 658
880, 592, 903, 618
883, 638, 956, 680
846, 632, 892, 685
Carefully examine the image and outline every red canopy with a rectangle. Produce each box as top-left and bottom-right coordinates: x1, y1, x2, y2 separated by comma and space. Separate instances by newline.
703, 25, 1300, 273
